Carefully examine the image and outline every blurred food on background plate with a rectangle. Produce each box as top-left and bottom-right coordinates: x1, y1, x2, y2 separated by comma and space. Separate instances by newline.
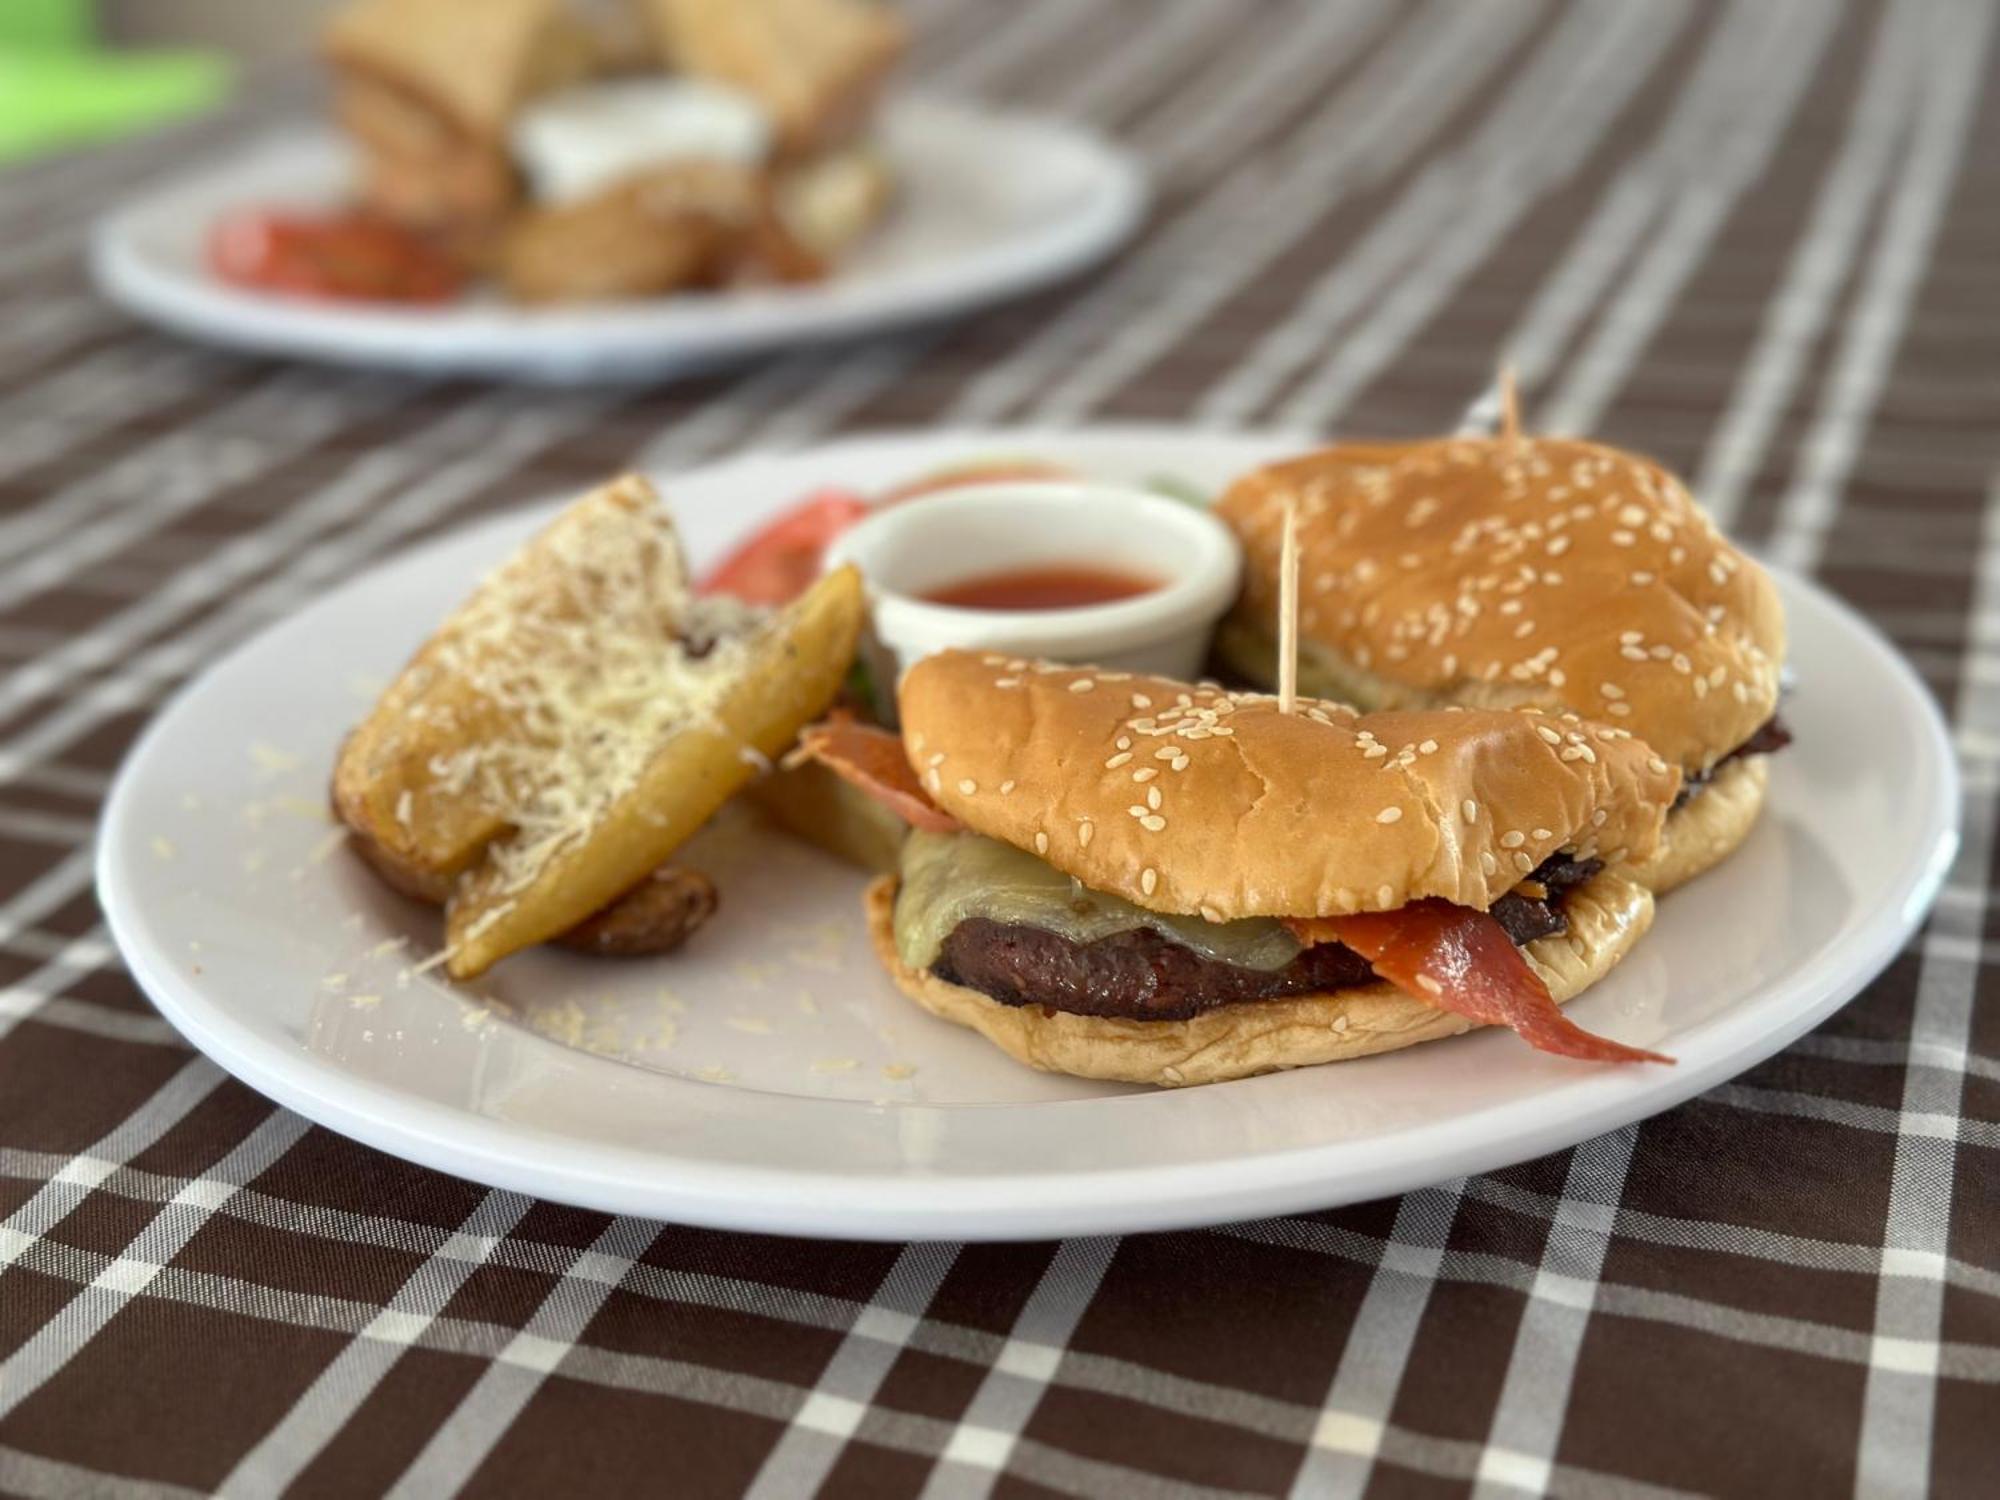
213, 0, 904, 305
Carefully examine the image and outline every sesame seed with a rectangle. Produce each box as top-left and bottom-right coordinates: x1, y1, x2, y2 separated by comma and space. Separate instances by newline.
1147, 786, 1162, 810
1647, 756, 1669, 774
1128, 805, 1148, 818
1592, 809, 1608, 827
925, 769, 941, 793
1501, 831, 1526, 848
994, 677, 1020, 688
928, 752, 946, 766
1078, 821, 1094, 846
1132, 693, 1152, 709
1608, 702, 1632, 716
1531, 827, 1553, 840
1535, 725, 1562, 745
1116, 736, 1133, 750
1141, 868, 1158, 896
1199, 904, 1224, 923
1000, 779, 1016, 794
1069, 678, 1095, 693
1416, 975, 1443, 996
958, 779, 977, 795
1105, 752, 1132, 769
1480, 851, 1499, 875
1140, 815, 1166, 832
1463, 799, 1478, 823
1034, 831, 1049, 854
1377, 807, 1404, 824
1513, 851, 1535, 873
1133, 767, 1158, 783
1420, 739, 1438, 754
1600, 682, 1624, 699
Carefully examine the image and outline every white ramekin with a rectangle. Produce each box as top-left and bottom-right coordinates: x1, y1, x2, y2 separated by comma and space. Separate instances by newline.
824, 480, 1243, 704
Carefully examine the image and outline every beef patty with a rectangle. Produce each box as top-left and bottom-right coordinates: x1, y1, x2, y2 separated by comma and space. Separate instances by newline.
931, 854, 1602, 1023
1673, 714, 1791, 809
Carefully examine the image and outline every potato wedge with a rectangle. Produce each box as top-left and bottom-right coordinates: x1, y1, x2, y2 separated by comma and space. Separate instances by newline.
332, 476, 691, 889
340, 795, 719, 954
745, 760, 906, 875
443, 564, 863, 977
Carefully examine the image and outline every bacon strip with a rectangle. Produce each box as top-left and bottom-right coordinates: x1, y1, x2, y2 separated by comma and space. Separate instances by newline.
793, 718, 961, 833
1286, 901, 1671, 1064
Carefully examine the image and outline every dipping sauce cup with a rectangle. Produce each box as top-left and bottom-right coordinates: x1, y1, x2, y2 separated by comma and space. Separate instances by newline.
825, 481, 1243, 698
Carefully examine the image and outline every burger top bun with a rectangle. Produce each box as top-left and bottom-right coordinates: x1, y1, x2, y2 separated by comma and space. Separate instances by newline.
1214, 436, 1785, 773
897, 649, 1680, 922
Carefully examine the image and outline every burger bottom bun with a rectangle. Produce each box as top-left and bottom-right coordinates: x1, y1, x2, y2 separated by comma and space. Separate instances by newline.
863, 870, 1655, 1087
1629, 755, 1768, 894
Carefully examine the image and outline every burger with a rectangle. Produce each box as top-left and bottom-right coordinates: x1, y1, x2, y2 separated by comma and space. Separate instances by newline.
796, 649, 1681, 1086
1213, 437, 1786, 892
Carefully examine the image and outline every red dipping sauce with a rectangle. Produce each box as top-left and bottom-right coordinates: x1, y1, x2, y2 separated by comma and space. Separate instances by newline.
921, 565, 1161, 611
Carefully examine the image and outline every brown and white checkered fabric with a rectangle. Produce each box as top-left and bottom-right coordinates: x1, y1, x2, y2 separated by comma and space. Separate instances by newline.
2, 1, 1997, 1494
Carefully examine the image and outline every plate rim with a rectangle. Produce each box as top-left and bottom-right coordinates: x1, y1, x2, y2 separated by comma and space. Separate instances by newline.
86, 95, 1150, 383
94, 426, 1962, 1240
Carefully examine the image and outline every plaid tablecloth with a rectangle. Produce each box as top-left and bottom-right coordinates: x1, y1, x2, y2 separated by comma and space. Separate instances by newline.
3, 1, 1997, 1494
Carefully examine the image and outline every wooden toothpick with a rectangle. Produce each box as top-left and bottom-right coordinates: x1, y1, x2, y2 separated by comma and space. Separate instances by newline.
1498, 360, 1521, 455
1278, 500, 1299, 715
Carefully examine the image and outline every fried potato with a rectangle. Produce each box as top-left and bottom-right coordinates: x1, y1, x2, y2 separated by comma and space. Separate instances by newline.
331, 477, 686, 890
443, 564, 863, 977
340, 792, 718, 954
745, 759, 906, 874
552, 866, 718, 956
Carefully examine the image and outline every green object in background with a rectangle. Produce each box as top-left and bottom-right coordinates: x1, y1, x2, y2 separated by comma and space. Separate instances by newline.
0, 0, 232, 165
0, 0, 94, 51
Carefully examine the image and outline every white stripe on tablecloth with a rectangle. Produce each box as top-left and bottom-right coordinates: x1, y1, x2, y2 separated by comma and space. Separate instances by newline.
215, 1189, 536, 1500
742, 1242, 963, 1500
1691, 2, 1926, 530
1855, 397, 2000, 1490
945, 0, 1519, 426
382, 1216, 663, 1499
1532, 0, 1841, 435
1289, 1184, 1466, 1496
917, 1237, 1122, 1500
0, 1066, 283, 1425
1271, 0, 1690, 431
1766, 1, 1993, 573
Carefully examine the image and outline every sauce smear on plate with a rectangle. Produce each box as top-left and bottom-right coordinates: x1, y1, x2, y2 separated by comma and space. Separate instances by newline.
922, 566, 1160, 611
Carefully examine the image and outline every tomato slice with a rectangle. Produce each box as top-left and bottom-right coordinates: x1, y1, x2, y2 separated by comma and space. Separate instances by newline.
698, 489, 871, 606
793, 716, 960, 833
208, 210, 463, 304
1287, 901, 1671, 1064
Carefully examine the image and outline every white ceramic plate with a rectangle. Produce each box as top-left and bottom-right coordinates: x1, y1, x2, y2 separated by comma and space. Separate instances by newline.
97, 429, 1959, 1241
88, 98, 1146, 383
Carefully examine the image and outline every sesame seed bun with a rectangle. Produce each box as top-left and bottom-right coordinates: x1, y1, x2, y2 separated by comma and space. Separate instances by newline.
864, 867, 1655, 1085
1214, 437, 1786, 774
898, 649, 1680, 920
1631, 755, 1768, 894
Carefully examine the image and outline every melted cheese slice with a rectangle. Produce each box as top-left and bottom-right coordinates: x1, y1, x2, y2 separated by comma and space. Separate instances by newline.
893, 830, 1302, 974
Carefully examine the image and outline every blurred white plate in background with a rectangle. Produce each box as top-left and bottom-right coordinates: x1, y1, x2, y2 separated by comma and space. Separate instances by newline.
97, 428, 1958, 1240
89, 98, 1147, 383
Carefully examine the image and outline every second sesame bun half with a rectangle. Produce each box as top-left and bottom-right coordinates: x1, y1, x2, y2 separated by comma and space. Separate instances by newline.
897, 649, 1681, 921
1213, 437, 1786, 776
